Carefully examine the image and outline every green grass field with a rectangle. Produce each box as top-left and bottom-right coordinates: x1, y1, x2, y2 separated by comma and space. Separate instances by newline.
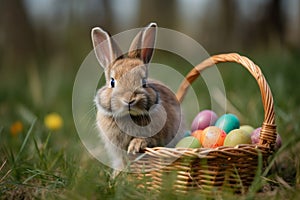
1, 49, 300, 199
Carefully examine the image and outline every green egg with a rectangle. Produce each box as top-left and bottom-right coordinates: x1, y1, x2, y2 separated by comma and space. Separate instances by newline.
224, 129, 251, 147
240, 125, 255, 135
175, 136, 201, 148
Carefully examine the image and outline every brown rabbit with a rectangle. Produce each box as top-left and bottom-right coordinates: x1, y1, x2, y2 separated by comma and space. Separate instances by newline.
92, 23, 184, 177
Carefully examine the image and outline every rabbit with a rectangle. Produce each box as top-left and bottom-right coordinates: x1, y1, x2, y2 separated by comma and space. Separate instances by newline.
91, 22, 184, 178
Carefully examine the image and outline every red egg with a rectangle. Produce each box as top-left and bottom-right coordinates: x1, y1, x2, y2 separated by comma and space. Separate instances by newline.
201, 126, 226, 148
191, 110, 218, 132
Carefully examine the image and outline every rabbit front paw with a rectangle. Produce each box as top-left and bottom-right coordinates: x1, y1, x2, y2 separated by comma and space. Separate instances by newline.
127, 138, 147, 154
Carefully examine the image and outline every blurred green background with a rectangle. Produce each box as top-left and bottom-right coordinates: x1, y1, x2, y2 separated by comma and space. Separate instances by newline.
0, 0, 300, 199
1, 0, 299, 139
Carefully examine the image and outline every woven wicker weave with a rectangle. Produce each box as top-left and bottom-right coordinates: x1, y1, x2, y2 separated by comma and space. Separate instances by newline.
129, 53, 277, 194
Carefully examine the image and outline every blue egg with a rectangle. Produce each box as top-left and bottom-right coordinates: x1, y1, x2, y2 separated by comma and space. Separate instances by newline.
183, 130, 191, 137
214, 114, 240, 133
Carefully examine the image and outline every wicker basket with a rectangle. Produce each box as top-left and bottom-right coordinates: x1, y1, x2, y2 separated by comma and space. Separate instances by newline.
129, 53, 277, 195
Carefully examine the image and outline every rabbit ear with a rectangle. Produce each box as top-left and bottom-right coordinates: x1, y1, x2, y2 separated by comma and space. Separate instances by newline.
91, 27, 123, 69
128, 22, 157, 64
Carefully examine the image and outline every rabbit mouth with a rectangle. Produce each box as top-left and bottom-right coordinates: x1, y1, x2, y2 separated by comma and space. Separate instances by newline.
128, 109, 142, 116
114, 107, 149, 118
128, 107, 149, 117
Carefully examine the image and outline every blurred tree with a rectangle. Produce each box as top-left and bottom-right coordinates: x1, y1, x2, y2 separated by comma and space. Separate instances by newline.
137, 0, 178, 29
240, 0, 285, 49
218, 0, 237, 50
266, 0, 285, 44
98, 0, 114, 31
0, 0, 37, 66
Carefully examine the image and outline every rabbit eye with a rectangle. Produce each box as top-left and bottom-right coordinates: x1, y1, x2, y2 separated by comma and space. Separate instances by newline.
110, 78, 115, 88
142, 78, 147, 88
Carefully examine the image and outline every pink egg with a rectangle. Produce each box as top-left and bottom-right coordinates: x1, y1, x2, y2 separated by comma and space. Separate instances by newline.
251, 127, 282, 149
275, 134, 282, 150
191, 110, 218, 132
251, 127, 261, 144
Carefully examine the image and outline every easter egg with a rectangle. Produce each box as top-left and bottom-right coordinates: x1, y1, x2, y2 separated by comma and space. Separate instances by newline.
223, 129, 251, 147
250, 127, 261, 144
275, 134, 282, 150
191, 130, 204, 143
191, 110, 218, 132
201, 126, 226, 148
240, 125, 255, 135
183, 130, 192, 137
251, 127, 282, 149
215, 113, 240, 133
176, 136, 201, 148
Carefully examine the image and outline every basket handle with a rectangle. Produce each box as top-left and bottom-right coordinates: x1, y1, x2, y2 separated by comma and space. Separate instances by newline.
176, 53, 277, 148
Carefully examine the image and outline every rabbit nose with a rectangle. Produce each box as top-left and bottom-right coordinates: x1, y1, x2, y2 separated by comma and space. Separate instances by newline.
122, 98, 136, 106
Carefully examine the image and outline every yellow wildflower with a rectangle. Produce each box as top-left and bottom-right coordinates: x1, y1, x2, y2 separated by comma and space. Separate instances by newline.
44, 113, 63, 131
10, 121, 23, 136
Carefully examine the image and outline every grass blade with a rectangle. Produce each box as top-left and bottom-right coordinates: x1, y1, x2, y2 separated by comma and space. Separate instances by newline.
15, 118, 37, 163
43, 131, 52, 151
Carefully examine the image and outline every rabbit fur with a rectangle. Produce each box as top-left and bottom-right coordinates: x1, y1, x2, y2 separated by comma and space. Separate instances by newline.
92, 22, 184, 177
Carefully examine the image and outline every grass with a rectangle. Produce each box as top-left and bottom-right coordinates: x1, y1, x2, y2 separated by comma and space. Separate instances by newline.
1, 48, 300, 199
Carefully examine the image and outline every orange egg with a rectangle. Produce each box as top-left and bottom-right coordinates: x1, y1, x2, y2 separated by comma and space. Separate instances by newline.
191, 130, 204, 144
201, 126, 226, 148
